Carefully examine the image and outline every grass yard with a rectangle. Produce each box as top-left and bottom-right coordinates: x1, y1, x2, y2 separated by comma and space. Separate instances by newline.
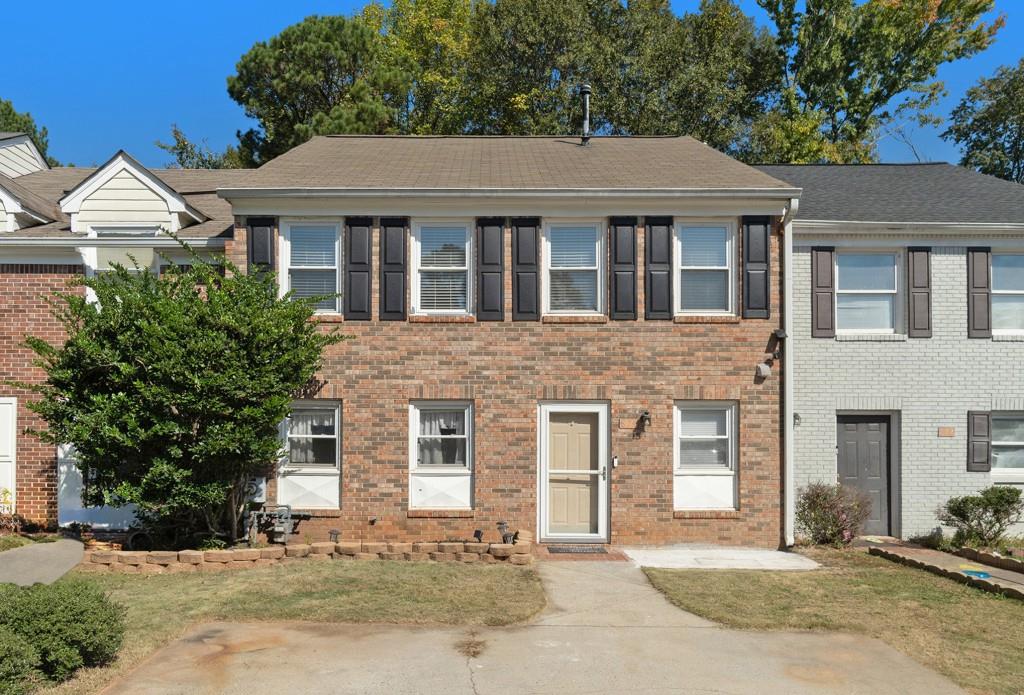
0, 534, 58, 552
42, 559, 545, 695
645, 547, 1024, 695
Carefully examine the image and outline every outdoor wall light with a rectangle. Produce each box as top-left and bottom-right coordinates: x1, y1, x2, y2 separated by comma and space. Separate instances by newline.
640, 410, 652, 428
329, 529, 340, 543
368, 516, 377, 526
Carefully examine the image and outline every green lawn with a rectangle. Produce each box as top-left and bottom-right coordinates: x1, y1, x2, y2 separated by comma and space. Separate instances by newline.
645, 547, 1024, 695
0, 534, 58, 553
43, 560, 545, 695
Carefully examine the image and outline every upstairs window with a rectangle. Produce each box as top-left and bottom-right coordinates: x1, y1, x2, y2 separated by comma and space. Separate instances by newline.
545, 223, 603, 313
835, 252, 898, 333
676, 223, 735, 314
284, 223, 340, 312
413, 223, 472, 313
992, 254, 1024, 333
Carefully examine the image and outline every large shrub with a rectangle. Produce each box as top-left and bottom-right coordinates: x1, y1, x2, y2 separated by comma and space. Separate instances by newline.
18, 242, 345, 546
0, 581, 125, 682
937, 485, 1024, 548
0, 625, 42, 695
795, 482, 873, 547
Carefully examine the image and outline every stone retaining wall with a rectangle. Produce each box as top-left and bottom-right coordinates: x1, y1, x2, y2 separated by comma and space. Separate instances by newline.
77, 541, 534, 574
955, 547, 1024, 574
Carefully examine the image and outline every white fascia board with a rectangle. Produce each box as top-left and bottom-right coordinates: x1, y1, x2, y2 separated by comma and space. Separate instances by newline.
0, 237, 224, 248
59, 152, 206, 222
218, 186, 803, 200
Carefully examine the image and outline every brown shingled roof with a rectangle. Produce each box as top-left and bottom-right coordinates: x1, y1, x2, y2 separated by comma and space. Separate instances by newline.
230, 136, 797, 192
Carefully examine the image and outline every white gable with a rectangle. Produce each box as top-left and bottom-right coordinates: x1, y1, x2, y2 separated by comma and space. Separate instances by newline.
0, 135, 48, 178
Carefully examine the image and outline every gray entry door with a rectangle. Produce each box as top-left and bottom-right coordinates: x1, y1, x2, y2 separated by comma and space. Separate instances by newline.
836, 415, 890, 536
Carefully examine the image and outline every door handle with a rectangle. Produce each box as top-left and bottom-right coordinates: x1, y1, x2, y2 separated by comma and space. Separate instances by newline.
601, 465, 607, 481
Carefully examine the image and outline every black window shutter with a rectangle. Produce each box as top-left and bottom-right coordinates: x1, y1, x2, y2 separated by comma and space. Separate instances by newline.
810, 247, 835, 338
644, 216, 673, 319
742, 216, 771, 319
907, 247, 932, 338
967, 247, 992, 338
967, 411, 992, 472
344, 217, 372, 320
379, 217, 408, 321
247, 217, 275, 273
512, 218, 540, 320
609, 217, 637, 320
476, 218, 505, 321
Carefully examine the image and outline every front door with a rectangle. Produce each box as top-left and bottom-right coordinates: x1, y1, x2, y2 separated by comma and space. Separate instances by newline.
837, 415, 890, 536
0, 398, 16, 514
540, 405, 609, 541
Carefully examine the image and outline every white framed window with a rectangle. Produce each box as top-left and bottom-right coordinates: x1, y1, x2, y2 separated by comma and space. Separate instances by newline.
835, 251, 900, 333
993, 413, 1024, 472
992, 253, 1024, 334
281, 222, 342, 313
674, 402, 738, 474
544, 221, 604, 314
674, 221, 736, 315
412, 221, 472, 314
284, 402, 341, 472
410, 402, 473, 471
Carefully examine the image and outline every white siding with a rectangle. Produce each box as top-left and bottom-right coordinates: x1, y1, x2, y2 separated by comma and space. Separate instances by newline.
0, 195, 7, 232
0, 138, 46, 177
792, 240, 1024, 539
77, 169, 171, 228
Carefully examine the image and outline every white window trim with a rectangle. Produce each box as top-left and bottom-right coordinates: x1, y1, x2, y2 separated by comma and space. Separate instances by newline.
542, 218, 606, 316
834, 249, 903, 335
410, 219, 474, 316
279, 219, 343, 314
673, 219, 737, 316
992, 412, 1024, 480
991, 252, 1024, 336
409, 401, 474, 476
281, 400, 342, 475
673, 401, 738, 476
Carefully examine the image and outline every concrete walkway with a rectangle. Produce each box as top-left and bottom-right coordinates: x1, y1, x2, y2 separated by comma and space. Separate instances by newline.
0, 538, 83, 586
105, 560, 962, 695
623, 544, 819, 570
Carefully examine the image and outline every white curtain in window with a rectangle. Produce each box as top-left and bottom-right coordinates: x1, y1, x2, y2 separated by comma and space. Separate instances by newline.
289, 410, 336, 467
418, 410, 466, 466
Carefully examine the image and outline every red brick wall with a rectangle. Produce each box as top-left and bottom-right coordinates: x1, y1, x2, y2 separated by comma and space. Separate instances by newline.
0, 264, 84, 525
265, 220, 785, 547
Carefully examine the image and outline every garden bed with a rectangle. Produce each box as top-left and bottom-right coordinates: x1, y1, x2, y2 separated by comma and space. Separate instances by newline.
78, 539, 534, 574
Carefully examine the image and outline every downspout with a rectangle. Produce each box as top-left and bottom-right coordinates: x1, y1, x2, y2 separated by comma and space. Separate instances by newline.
781, 197, 799, 547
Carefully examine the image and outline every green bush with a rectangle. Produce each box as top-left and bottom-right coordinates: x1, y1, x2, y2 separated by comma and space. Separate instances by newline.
795, 482, 873, 547
0, 581, 125, 682
937, 486, 1024, 548
0, 625, 42, 695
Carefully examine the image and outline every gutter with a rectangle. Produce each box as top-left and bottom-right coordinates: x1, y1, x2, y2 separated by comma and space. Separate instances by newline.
0, 237, 224, 248
781, 197, 799, 547
217, 186, 803, 200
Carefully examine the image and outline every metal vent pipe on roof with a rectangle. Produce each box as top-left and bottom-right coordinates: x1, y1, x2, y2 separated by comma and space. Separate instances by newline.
581, 84, 592, 146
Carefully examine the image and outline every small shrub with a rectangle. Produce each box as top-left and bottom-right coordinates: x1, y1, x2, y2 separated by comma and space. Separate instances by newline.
937, 486, 1024, 548
0, 581, 125, 681
795, 482, 873, 547
0, 625, 42, 695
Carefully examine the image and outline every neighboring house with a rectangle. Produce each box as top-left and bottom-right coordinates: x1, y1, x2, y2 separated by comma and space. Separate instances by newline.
0, 132, 49, 178
0, 151, 250, 528
759, 163, 1024, 541
1, 136, 798, 546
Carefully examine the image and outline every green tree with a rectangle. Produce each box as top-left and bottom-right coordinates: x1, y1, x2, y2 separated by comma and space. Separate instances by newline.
227, 15, 412, 165
364, 0, 473, 135
0, 99, 58, 166
943, 59, 1024, 183
756, 0, 1002, 162
156, 125, 247, 169
19, 244, 344, 546
616, 0, 779, 154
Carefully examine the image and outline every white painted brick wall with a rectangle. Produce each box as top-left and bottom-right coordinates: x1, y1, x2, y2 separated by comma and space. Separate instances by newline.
792, 242, 1024, 538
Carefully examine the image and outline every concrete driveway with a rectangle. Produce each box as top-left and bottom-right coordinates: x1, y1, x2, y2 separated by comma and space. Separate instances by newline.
0, 538, 83, 586
105, 561, 963, 695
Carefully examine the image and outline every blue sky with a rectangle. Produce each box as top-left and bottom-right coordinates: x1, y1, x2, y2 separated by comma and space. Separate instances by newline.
4, 1, 1020, 167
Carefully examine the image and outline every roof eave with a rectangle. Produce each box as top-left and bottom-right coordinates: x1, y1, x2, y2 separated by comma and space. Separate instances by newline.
793, 219, 1024, 233
217, 186, 803, 200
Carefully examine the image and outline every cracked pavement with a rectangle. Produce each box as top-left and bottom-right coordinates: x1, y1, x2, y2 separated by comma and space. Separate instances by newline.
103, 561, 964, 694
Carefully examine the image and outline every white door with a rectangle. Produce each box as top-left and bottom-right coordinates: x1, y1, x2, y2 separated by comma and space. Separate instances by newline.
539, 403, 609, 542
0, 398, 16, 514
